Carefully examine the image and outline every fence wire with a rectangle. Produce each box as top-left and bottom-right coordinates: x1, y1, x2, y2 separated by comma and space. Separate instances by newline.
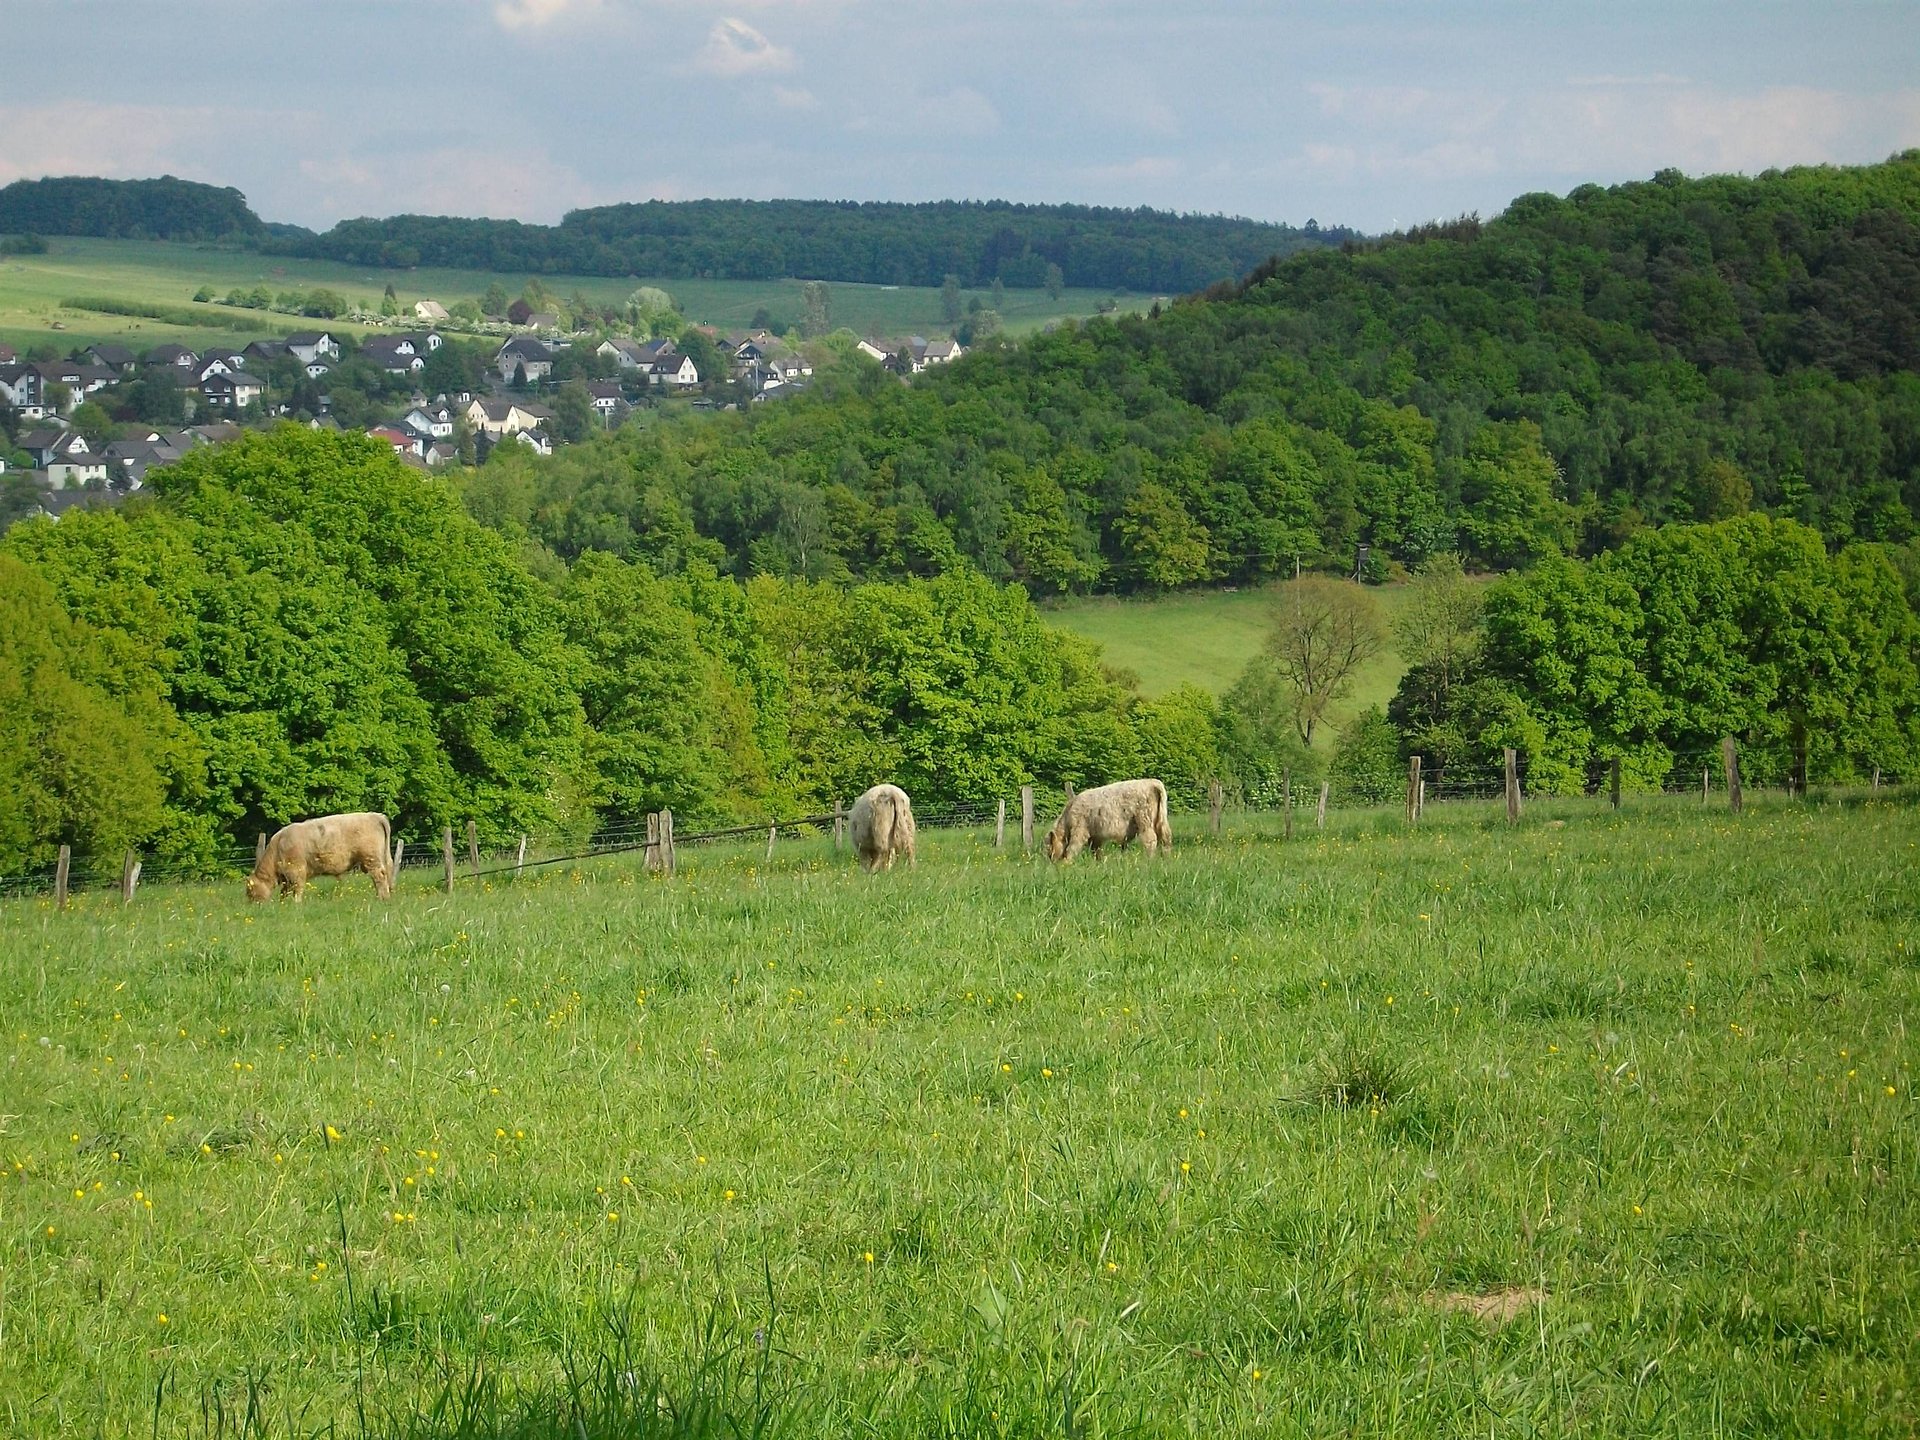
3, 765, 1909, 906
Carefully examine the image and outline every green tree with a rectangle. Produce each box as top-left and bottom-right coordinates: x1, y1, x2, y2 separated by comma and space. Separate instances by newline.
481, 281, 510, 318
1453, 420, 1576, 569
1115, 482, 1210, 588
68, 400, 117, 447
940, 273, 963, 326
1328, 704, 1402, 803
551, 380, 594, 445
801, 281, 832, 339
1044, 262, 1064, 301
1217, 654, 1312, 804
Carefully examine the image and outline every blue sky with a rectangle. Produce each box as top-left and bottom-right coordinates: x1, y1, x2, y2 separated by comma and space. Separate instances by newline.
7, 0, 1918, 232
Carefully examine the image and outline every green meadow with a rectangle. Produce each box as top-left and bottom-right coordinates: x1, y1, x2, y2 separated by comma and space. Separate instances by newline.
1043, 582, 1419, 741
0, 238, 1132, 356
3, 793, 1915, 1437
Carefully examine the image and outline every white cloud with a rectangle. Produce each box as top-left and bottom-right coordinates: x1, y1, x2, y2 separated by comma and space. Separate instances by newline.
0, 103, 245, 187
493, 0, 606, 31
695, 18, 796, 77
295, 147, 617, 224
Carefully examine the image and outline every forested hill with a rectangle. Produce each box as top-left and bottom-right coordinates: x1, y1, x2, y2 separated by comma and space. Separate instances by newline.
277, 199, 1353, 291
470, 154, 1920, 589
0, 175, 263, 241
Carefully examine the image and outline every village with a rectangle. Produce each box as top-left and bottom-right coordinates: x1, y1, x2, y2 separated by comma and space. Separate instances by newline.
0, 313, 966, 518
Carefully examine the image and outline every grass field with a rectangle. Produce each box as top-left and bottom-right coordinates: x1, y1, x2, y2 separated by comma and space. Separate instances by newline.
0, 238, 1134, 356
1044, 582, 1417, 742
3, 793, 1915, 1437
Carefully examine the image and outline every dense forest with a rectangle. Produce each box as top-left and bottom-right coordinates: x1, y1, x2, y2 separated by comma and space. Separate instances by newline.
465, 154, 1920, 591
277, 199, 1352, 291
0, 175, 263, 241
0, 175, 1346, 292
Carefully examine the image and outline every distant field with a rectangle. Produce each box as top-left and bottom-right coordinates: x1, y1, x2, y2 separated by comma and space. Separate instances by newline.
4, 795, 1914, 1436
0, 237, 1137, 354
1044, 581, 1415, 738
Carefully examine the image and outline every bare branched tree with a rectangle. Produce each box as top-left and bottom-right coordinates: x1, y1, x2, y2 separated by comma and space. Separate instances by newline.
1266, 577, 1385, 746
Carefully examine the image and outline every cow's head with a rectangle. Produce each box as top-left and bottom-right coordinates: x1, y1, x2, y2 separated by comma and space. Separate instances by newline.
244, 871, 274, 902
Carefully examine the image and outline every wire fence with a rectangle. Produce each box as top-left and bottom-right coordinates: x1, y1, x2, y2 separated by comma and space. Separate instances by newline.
3, 758, 1910, 907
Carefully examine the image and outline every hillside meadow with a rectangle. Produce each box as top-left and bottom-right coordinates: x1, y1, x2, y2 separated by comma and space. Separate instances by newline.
2, 792, 1914, 1437
0, 238, 1132, 355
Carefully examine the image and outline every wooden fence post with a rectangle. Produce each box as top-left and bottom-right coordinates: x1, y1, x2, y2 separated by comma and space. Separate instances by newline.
466, 820, 481, 876
1021, 785, 1035, 853
1872, 767, 1881, 791
1722, 737, 1743, 815
995, 798, 1006, 849
1702, 766, 1710, 805
645, 812, 661, 872
1505, 747, 1521, 823
832, 801, 844, 853
1418, 779, 1426, 819
391, 838, 405, 877
662, 808, 675, 876
256, 832, 268, 863
1317, 780, 1329, 830
55, 845, 71, 910
1610, 756, 1622, 810
1406, 757, 1422, 826
442, 826, 455, 894
515, 835, 528, 881
766, 823, 777, 863
1208, 779, 1223, 838
1283, 768, 1293, 841
121, 849, 140, 905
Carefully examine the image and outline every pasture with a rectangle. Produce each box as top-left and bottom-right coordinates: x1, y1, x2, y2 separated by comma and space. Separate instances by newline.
0, 238, 1130, 356
2, 794, 1915, 1438
1044, 582, 1416, 726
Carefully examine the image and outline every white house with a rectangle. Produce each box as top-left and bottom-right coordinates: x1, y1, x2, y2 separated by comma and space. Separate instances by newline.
413, 300, 449, 323
464, 395, 553, 438
649, 353, 699, 388
285, 331, 342, 364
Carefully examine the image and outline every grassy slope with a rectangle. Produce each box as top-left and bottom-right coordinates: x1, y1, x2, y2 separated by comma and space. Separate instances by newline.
0, 238, 1134, 354
1044, 581, 1415, 738
3, 795, 1914, 1437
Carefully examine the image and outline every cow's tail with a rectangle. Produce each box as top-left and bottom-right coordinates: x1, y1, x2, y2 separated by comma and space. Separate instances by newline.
1154, 780, 1173, 852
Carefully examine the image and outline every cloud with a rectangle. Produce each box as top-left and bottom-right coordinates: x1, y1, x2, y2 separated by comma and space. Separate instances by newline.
493, 0, 606, 31
694, 18, 795, 77
294, 146, 618, 224
0, 103, 250, 187
773, 86, 819, 111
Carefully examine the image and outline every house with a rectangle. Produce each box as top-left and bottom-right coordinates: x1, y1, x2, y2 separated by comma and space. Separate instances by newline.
400, 403, 455, 441
143, 344, 199, 371
360, 338, 427, 376
101, 433, 194, 488
423, 440, 458, 468
243, 340, 290, 367
0, 362, 45, 415
585, 381, 628, 424
523, 311, 560, 333
38, 359, 116, 403
194, 349, 243, 383
366, 426, 423, 458
464, 395, 553, 438
200, 371, 266, 410
494, 335, 554, 384
855, 339, 893, 365
81, 343, 136, 373
514, 428, 553, 456
648, 352, 699, 388
596, 337, 653, 370
304, 359, 334, 380
413, 300, 449, 323
0, 343, 15, 363
921, 338, 965, 366
285, 331, 341, 364
19, 428, 109, 488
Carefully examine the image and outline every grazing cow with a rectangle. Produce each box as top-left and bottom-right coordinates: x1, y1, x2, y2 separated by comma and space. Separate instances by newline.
1044, 779, 1172, 863
847, 784, 917, 873
246, 812, 394, 901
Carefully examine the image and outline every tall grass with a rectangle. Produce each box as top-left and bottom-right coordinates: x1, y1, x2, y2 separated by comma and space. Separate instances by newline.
2, 793, 1914, 1437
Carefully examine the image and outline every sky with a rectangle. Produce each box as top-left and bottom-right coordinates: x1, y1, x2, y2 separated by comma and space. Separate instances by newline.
6, 0, 1919, 234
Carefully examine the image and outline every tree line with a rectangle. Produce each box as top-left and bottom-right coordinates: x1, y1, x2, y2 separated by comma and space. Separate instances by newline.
0, 176, 263, 242
462, 154, 1920, 589
272, 199, 1351, 293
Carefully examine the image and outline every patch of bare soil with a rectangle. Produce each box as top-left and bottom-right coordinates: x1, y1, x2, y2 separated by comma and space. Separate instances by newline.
1426, 1286, 1545, 1326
